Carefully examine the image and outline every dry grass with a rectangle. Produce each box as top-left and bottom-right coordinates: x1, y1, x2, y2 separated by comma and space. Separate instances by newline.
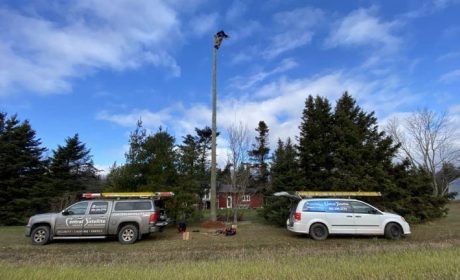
0, 202, 459, 279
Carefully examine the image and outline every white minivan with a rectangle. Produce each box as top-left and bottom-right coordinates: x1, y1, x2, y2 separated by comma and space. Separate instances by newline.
287, 198, 411, 240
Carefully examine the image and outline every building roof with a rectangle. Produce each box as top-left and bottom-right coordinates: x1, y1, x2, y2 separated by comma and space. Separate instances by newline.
217, 184, 259, 194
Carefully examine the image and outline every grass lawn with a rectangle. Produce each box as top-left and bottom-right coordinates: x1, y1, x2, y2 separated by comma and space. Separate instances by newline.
0, 203, 459, 279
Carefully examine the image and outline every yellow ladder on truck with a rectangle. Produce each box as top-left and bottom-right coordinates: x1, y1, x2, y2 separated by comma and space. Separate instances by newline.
82, 192, 175, 199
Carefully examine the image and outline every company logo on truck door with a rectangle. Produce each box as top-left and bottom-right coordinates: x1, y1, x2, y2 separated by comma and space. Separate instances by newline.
65, 217, 107, 227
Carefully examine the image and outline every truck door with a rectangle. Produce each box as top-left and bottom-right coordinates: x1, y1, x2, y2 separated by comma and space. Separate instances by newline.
82, 201, 110, 236
55, 201, 89, 236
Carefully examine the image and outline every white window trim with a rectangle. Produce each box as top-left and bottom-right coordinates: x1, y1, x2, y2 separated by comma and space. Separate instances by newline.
242, 194, 251, 202
226, 196, 232, 208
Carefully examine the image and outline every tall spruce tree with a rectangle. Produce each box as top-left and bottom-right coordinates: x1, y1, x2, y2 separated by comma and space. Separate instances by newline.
331, 92, 397, 192
177, 134, 201, 196
261, 138, 302, 226
298, 96, 334, 190
195, 126, 218, 206
142, 127, 178, 191
50, 134, 98, 209
0, 113, 48, 225
249, 121, 270, 188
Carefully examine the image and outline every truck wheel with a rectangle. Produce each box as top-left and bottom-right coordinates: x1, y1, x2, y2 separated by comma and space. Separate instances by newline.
31, 226, 50, 245
385, 223, 402, 240
309, 223, 328, 241
118, 224, 138, 244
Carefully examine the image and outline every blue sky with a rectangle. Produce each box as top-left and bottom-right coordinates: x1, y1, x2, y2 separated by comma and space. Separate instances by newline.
1, 0, 460, 173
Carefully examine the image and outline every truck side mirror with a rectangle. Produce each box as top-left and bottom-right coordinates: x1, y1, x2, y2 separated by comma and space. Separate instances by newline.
62, 210, 69, 216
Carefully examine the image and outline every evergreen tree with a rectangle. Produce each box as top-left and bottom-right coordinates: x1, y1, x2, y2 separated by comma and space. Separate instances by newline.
384, 160, 452, 223
195, 127, 213, 175
0, 113, 48, 225
142, 127, 178, 191
106, 120, 149, 192
261, 138, 302, 226
330, 92, 397, 192
177, 134, 201, 196
249, 121, 270, 188
195, 126, 218, 205
50, 134, 98, 209
298, 96, 334, 190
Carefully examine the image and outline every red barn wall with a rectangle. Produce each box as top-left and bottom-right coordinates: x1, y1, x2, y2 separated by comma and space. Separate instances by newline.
217, 193, 263, 209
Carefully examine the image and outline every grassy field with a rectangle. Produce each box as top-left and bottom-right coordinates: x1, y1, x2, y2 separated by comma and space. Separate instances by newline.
1, 203, 459, 280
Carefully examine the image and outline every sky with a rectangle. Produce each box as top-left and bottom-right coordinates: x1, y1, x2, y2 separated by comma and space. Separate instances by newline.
1, 0, 460, 174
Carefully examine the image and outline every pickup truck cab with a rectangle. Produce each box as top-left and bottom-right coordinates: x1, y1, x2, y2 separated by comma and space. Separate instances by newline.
287, 198, 411, 240
25, 198, 167, 245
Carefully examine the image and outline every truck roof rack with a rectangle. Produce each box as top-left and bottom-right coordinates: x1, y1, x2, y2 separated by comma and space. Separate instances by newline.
273, 191, 381, 199
82, 192, 175, 199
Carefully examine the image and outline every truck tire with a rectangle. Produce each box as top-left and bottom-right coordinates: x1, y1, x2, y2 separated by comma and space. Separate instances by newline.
118, 224, 138, 244
31, 225, 51, 245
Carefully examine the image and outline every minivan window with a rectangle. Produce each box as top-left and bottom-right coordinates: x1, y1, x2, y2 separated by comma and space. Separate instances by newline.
303, 200, 352, 213
350, 201, 379, 214
114, 201, 152, 211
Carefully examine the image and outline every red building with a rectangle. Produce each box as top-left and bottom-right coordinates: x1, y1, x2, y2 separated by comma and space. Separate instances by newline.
215, 184, 264, 209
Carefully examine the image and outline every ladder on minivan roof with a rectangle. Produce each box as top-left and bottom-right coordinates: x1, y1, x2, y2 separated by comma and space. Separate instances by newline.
274, 191, 381, 199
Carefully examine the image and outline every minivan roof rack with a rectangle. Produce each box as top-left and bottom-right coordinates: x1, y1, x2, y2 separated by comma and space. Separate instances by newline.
82, 192, 175, 199
273, 191, 381, 199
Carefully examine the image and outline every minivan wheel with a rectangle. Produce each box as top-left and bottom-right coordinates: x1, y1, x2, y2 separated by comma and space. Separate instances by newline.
118, 224, 138, 244
384, 223, 402, 240
31, 226, 50, 245
309, 223, 328, 241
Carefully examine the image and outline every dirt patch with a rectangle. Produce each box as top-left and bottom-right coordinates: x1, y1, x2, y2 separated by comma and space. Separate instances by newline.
200, 220, 226, 229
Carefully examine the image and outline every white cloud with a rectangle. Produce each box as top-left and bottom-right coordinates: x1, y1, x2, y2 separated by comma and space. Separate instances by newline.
326, 7, 401, 52
225, 0, 247, 22
96, 108, 173, 128
437, 51, 460, 62
263, 7, 324, 59
189, 13, 219, 37
228, 58, 298, 90
98, 68, 416, 167
440, 69, 460, 83
0, 1, 182, 95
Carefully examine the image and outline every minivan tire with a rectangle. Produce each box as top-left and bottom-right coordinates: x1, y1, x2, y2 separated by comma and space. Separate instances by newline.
309, 223, 328, 241
118, 224, 138, 244
31, 225, 51, 245
384, 223, 402, 240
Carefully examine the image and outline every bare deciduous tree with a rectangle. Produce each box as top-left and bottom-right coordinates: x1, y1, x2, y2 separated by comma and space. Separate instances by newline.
227, 122, 251, 224
386, 109, 460, 195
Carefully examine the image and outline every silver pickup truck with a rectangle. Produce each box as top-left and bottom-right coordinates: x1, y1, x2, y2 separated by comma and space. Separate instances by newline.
25, 199, 168, 245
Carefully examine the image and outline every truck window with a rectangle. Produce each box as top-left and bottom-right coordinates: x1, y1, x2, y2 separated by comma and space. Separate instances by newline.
89, 202, 109, 214
114, 201, 152, 211
66, 202, 88, 215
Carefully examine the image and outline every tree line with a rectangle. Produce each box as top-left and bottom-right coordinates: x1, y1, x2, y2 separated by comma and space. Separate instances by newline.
1, 92, 458, 225
0, 113, 98, 225
262, 93, 456, 225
